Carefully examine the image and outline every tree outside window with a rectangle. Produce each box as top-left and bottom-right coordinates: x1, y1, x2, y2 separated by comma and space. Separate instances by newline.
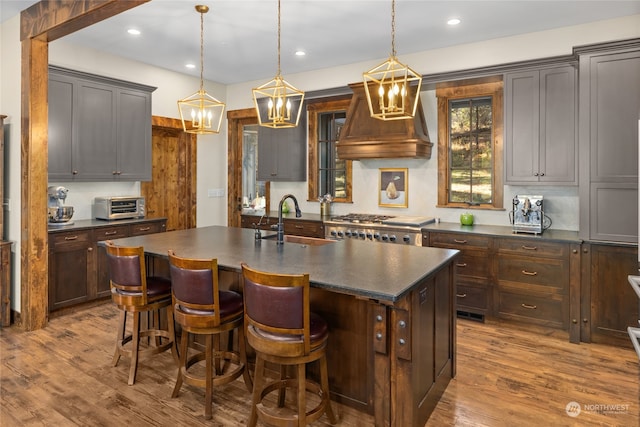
436, 78, 503, 210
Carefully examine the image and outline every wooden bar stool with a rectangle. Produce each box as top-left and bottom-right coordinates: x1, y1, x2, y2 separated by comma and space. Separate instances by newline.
169, 251, 252, 420
105, 241, 177, 386
241, 262, 337, 427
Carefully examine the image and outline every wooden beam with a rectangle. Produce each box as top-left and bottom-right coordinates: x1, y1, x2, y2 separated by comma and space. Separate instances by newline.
20, 0, 149, 41
20, 0, 149, 330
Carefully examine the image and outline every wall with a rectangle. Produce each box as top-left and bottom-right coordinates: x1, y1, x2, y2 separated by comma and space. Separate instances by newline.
1, 13, 639, 313
227, 15, 639, 228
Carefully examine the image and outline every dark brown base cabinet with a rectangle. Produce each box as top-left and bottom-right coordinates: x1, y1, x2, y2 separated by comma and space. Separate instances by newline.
423, 224, 581, 343
48, 219, 166, 312
581, 243, 639, 347
241, 213, 324, 238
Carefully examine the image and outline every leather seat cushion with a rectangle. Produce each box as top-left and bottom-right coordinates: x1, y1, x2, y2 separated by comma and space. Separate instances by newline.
177, 290, 243, 317
251, 312, 328, 344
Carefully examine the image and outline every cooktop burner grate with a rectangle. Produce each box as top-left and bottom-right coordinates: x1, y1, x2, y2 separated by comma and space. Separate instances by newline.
328, 213, 395, 224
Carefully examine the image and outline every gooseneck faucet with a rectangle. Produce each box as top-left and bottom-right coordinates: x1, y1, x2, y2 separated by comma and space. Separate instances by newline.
277, 194, 302, 245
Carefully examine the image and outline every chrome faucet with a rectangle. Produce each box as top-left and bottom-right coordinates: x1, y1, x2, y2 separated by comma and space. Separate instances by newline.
277, 194, 302, 245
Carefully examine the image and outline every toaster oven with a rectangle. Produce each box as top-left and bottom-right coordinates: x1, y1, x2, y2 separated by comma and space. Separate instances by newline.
93, 196, 145, 220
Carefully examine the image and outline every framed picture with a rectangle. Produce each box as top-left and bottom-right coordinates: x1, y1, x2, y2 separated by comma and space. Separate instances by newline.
379, 168, 408, 208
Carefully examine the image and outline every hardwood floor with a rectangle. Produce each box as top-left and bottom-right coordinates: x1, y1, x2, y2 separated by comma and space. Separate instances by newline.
1, 303, 638, 426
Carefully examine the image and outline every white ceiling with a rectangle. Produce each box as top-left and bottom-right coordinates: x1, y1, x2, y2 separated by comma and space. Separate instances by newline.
2, 1, 639, 85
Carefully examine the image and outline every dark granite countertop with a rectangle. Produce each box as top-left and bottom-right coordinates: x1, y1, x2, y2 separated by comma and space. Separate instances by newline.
105, 225, 459, 303
421, 222, 582, 244
48, 217, 167, 233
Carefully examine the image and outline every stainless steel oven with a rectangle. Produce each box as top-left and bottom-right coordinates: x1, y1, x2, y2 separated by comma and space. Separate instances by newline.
324, 214, 435, 246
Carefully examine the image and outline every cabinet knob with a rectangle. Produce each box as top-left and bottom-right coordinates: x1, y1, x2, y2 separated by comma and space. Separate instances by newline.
399, 338, 406, 346
572, 249, 578, 254
376, 315, 383, 322
87, 247, 93, 252
72, 170, 78, 175
534, 172, 539, 176
583, 318, 588, 323
540, 173, 545, 176
398, 320, 406, 328
572, 319, 577, 324
376, 333, 383, 341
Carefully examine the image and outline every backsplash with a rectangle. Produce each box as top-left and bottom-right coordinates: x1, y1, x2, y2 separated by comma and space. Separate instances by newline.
49, 181, 140, 220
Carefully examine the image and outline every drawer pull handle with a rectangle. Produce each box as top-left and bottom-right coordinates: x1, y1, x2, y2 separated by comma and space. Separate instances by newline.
104, 231, 118, 236
521, 303, 537, 310
64, 236, 78, 241
456, 263, 467, 268
453, 239, 467, 244
456, 293, 467, 298
521, 245, 537, 251
521, 270, 537, 276
137, 227, 151, 231
294, 225, 303, 229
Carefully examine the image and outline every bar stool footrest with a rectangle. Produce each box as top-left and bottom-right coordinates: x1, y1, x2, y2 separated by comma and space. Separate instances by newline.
256, 378, 329, 426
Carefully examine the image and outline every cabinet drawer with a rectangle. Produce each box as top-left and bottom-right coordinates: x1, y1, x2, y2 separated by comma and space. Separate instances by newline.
130, 221, 164, 236
456, 284, 488, 311
430, 232, 490, 250
497, 289, 564, 327
94, 225, 129, 241
283, 220, 324, 238
454, 251, 490, 280
49, 230, 92, 250
497, 239, 567, 258
497, 255, 567, 290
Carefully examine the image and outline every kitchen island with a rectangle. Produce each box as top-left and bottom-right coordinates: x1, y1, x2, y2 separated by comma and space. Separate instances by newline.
107, 225, 459, 427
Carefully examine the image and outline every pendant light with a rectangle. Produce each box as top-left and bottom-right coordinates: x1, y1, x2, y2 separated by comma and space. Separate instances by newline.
177, 5, 225, 134
252, 0, 304, 128
363, 0, 422, 121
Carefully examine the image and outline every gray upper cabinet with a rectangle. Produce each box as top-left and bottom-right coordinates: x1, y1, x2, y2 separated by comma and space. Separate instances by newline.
505, 65, 577, 185
257, 110, 307, 182
48, 66, 155, 181
577, 42, 640, 243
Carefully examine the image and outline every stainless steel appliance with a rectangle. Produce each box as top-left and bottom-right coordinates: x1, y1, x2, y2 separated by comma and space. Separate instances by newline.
93, 196, 145, 220
324, 213, 435, 246
511, 195, 544, 234
47, 186, 74, 225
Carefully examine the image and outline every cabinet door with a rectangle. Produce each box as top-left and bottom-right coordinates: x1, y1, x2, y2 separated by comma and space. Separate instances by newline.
75, 80, 117, 180
539, 66, 576, 184
117, 88, 152, 181
505, 66, 577, 185
581, 49, 640, 242
586, 244, 639, 347
257, 113, 307, 181
48, 231, 94, 311
48, 73, 75, 180
505, 70, 540, 183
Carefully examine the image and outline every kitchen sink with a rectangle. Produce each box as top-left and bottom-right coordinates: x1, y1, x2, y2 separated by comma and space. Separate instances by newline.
261, 233, 336, 246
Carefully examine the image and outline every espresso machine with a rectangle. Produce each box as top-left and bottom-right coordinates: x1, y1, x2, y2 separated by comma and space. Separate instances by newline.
48, 186, 74, 225
511, 195, 544, 234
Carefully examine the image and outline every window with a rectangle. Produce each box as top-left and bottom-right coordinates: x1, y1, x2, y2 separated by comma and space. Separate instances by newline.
307, 97, 352, 203
436, 78, 503, 209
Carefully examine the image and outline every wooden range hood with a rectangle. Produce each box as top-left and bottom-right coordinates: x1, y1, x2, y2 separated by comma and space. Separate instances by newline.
337, 82, 433, 160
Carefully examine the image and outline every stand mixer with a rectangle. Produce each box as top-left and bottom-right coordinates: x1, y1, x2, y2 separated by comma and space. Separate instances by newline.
48, 186, 74, 225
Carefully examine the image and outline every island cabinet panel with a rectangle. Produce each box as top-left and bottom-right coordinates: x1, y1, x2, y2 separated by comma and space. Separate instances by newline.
581, 243, 638, 347
49, 218, 166, 312
0, 242, 13, 327
392, 264, 455, 427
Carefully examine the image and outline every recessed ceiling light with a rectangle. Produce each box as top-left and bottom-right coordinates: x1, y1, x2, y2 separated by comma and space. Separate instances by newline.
447, 18, 461, 26
295, 50, 306, 57
185, 63, 196, 69
127, 28, 141, 35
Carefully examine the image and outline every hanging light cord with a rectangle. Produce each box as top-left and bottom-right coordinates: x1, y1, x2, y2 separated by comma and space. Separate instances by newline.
390, 0, 396, 58
199, 8, 205, 92
276, 0, 282, 77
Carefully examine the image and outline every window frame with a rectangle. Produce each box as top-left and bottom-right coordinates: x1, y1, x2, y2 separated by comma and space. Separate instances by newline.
307, 96, 353, 203
436, 78, 504, 210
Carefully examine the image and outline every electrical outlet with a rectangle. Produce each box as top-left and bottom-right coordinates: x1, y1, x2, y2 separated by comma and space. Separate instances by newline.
3, 198, 9, 211
207, 189, 225, 198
